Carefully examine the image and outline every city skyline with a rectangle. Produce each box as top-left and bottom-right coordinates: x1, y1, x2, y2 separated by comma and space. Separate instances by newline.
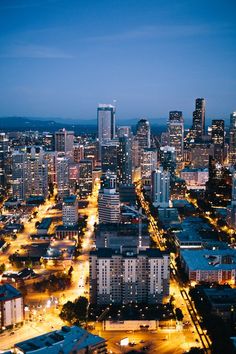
0, 0, 236, 119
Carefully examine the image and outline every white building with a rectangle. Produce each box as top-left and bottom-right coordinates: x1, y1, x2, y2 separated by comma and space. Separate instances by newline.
180, 168, 208, 190
62, 195, 78, 227
89, 247, 170, 305
151, 168, 170, 208
56, 155, 70, 198
141, 148, 158, 185
98, 187, 120, 224
0, 283, 24, 330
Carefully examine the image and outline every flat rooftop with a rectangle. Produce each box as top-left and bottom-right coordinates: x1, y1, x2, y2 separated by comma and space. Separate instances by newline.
15, 326, 105, 354
181, 248, 236, 271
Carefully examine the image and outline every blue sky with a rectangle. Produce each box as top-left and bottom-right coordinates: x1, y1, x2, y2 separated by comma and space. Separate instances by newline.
0, 0, 235, 122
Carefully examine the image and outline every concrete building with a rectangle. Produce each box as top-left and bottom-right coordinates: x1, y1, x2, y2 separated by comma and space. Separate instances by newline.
0, 283, 24, 330
189, 143, 214, 168
229, 112, 236, 166
192, 98, 206, 140
56, 155, 70, 198
181, 249, 236, 285
136, 119, 151, 150
117, 136, 132, 185
180, 167, 208, 190
13, 326, 107, 354
168, 120, 184, 163
0, 133, 9, 192
78, 159, 93, 198
97, 104, 116, 158
101, 140, 118, 174
55, 129, 74, 161
151, 168, 170, 208
89, 247, 170, 305
159, 146, 176, 177
141, 148, 158, 185
62, 195, 78, 227
12, 147, 48, 201
98, 184, 120, 224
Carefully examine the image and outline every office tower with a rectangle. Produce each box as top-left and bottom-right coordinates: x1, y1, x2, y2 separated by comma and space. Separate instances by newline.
212, 120, 225, 145
56, 155, 70, 198
78, 159, 93, 198
231, 170, 236, 206
136, 119, 151, 150
151, 167, 170, 208
62, 195, 78, 226
89, 247, 170, 305
0, 284, 24, 329
117, 126, 131, 138
229, 112, 236, 165
189, 143, 214, 168
131, 137, 140, 169
44, 151, 57, 184
0, 133, 9, 192
159, 146, 176, 177
100, 171, 117, 190
73, 144, 84, 163
24, 146, 48, 200
101, 140, 118, 173
169, 111, 183, 122
84, 140, 98, 166
55, 129, 74, 160
12, 151, 25, 200
226, 170, 236, 228
97, 104, 116, 158
168, 120, 184, 163
160, 132, 170, 147
141, 148, 158, 185
98, 174, 120, 224
192, 98, 206, 139
117, 136, 132, 185
212, 119, 225, 164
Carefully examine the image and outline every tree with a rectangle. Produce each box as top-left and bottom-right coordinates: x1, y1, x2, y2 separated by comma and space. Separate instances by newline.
188, 348, 204, 354
175, 308, 184, 321
59, 296, 88, 325
0, 263, 6, 274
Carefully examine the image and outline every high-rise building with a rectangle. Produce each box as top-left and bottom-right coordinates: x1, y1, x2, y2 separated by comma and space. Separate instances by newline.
159, 146, 176, 177
98, 174, 120, 224
101, 140, 118, 174
151, 168, 170, 208
168, 120, 184, 163
117, 136, 132, 185
62, 195, 78, 226
89, 247, 170, 305
73, 144, 84, 163
229, 112, 236, 166
136, 119, 151, 150
140, 148, 157, 185
0, 133, 9, 192
189, 143, 214, 168
117, 126, 131, 138
97, 104, 116, 158
212, 119, 225, 164
55, 129, 74, 160
13, 146, 48, 201
192, 98, 206, 139
169, 111, 183, 123
78, 159, 93, 198
84, 140, 98, 166
160, 132, 170, 147
56, 155, 70, 198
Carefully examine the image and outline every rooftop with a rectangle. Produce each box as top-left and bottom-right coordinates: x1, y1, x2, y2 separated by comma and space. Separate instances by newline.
0, 283, 22, 302
15, 326, 105, 354
181, 248, 236, 271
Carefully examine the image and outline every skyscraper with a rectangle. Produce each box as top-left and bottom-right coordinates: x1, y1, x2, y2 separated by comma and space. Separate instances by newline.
212, 119, 225, 164
78, 159, 93, 198
101, 140, 118, 174
117, 136, 132, 185
0, 133, 9, 192
136, 119, 151, 150
229, 112, 236, 166
56, 155, 70, 198
97, 104, 116, 158
141, 148, 158, 185
62, 195, 78, 226
160, 146, 176, 177
169, 111, 183, 123
192, 98, 206, 139
151, 167, 170, 208
98, 172, 120, 224
168, 120, 184, 163
55, 129, 74, 160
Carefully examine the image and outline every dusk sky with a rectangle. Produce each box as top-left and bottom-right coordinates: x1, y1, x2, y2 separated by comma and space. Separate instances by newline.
0, 0, 235, 122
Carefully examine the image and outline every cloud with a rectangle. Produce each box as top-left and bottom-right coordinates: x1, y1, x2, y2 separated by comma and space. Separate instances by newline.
84, 23, 234, 42
0, 44, 74, 59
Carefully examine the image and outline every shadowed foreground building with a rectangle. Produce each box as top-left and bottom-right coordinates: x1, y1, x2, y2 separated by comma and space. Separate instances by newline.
89, 247, 170, 305
0, 283, 24, 330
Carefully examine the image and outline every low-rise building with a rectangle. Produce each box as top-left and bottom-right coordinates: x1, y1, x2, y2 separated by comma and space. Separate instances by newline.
181, 248, 236, 284
0, 283, 24, 330
180, 167, 208, 190
13, 325, 107, 354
